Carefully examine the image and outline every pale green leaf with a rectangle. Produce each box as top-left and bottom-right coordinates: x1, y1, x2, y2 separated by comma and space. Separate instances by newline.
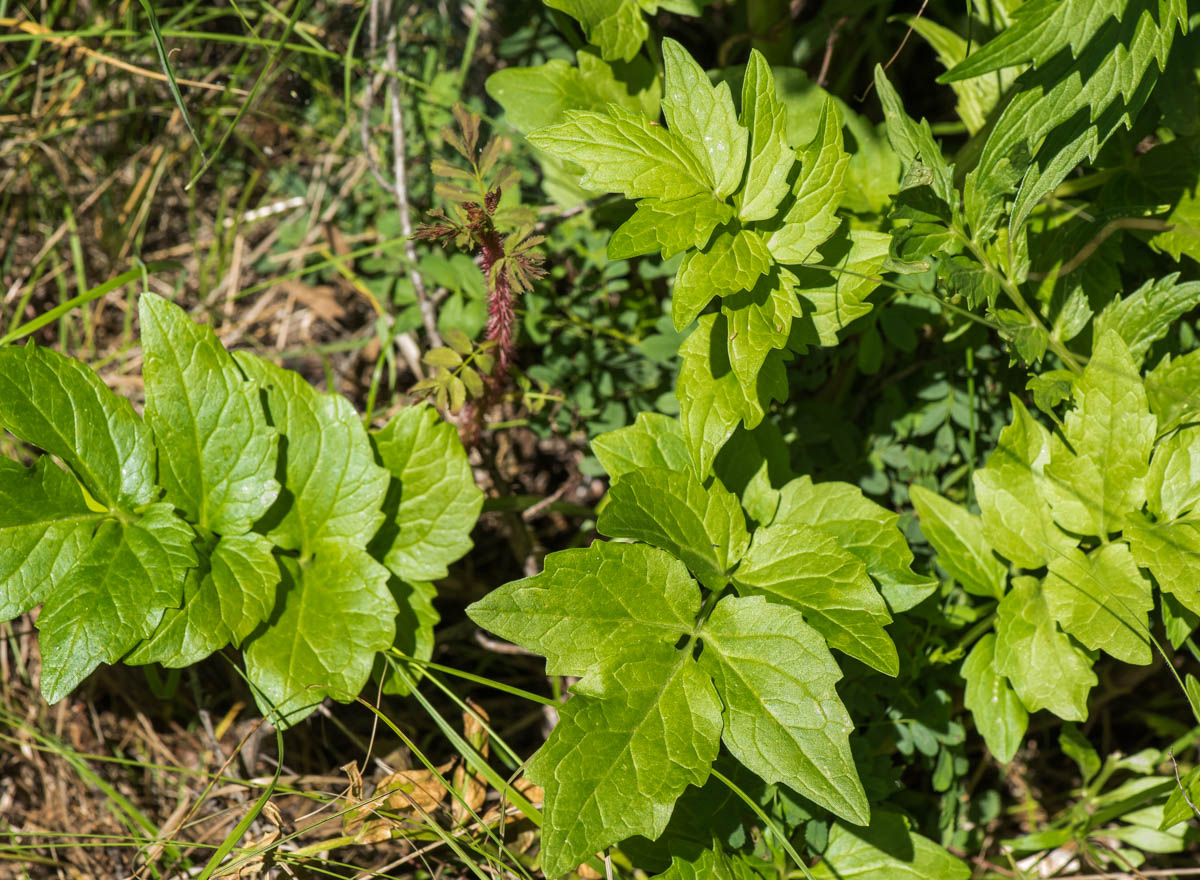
234, 353, 389, 554
38, 511, 194, 703
1125, 515, 1200, 618
608, 194, 733, 260
1148, 426, 1200, 520
0, 344, 155, 510
962, 633, 1027, 763
672, 229, 772, 331
773, 476, 936, 613
994, 576, 1096, 721
372, 404, 483, 581
1043, 543, 1153, 665
812, 810, 970, 880
1044, 330, 1155, 536
661, 38, 747, 198
723, 269, 805, 394
790, 229, 891, 348
528, 105, 710, 201
486, 51, 659, 134
529, 648, 722, 878
0, 458, 99, 620
1146, 348, 1200, 433
140, 293, 279, 535
592, 412, 698, 480
732, 522, 897, 675
544, 0, 647, 62
900, 15, 1007, 134
698, 594, 869, 825
974, 396, 1071, 569
873, 67, 954, 207
243, 544, 396, 728
1094, 275, 1200, 366
677, 314, 785, 476
767, 98, 848, 264
599, 467, 749, 590
467, 541, 699, 676
656, 841, 738, 879
738, 50, 792, 221
909, 485, 1006, 599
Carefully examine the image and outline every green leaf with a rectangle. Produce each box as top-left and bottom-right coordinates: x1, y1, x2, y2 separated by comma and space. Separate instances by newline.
608, 194, 734, 260
712, 420, 792, 526
467, 541, 700, 676
1161, 767, 1200, 829
372, 405, 483, 582
661, 38, 747, 199
974, 396, 1071, 569
994, 576, 1096, 722
738, 50, 792, 222
962, 633, 1027, 763
38, 509, 195, 703
811, 810, 970, 880
544, 0, 647, 62
655, 841, 739, 880
909, 486, 1006, 599
243, 544, 396, 727
773, 476, 937, 613
722, 269, 805, 394
873, 67, 954, 208
140, 293, 280, 535
900, 14, 1008, 135
1148, 426, 1200, 520
672, 229, 773, 331
1094, 274, 1200, 367
528, 648, 722, 878
528, 105, 710, 201
1043, 543, 1152, 666
790, 229, 891, 348
698, 594, 869, 825
486, 51, 660, 134
1044, 330, 1155, 536
1146, 348, 1200, 433
732, 522, 898, 675
767, 98, 849, 264
592, 412, 698, 480
1125, 515, 1200, 618
0, 344, 155, 510
128, 532, 280, 667
599, 467, 749, 590
677, 314, 785, 476
234, 353, 389, 555
1060, 723, 1101, 784
0, 458, 99, 620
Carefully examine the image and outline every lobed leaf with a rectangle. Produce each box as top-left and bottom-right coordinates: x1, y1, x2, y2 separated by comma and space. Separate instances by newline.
599, 467, 749, 590
737, 50, 792, 222
372, 404, 483, 582
1125, 514, 1200, 617
140, 293, 280, 535
243, 545, 396, 727
543, 0, 647, 62
698, 594, 869, 825
994, 576, 1096, 721
723, 269, 806, 396
528, 105, 711, 202
909, 485, 1006, 599
661, 38, 747, 199
592, 412, 698, 480
467, 541, 700, 677
0, 344, 155, 510
672, 229, 772, 331
608, 194, 733, 261
1148, 425, 1200, 521
732, 522, 898, 675
811, 810, 969, 879
528, 648, 722, 878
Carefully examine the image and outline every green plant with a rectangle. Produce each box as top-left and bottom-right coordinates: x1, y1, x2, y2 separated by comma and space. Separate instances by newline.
0, 294, 482, 726
463, 1, 1200, 876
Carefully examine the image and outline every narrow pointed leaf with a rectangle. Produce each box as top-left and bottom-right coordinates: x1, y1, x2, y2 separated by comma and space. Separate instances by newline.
909, 485, 1006, 599
738, 50, 792, 221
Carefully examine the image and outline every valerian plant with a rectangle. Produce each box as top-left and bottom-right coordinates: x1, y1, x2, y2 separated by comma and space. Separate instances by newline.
464, 0, 1200, 876
0, 294, 482, 726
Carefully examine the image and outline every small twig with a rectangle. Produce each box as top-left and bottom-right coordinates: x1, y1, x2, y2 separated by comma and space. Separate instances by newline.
1169, 747, 1200, 820
857, 0, 928, 101
815, 16, 849, 89
473, 630, 536, 657
1027, 218, 1173, 281
521, 481, 570, 522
